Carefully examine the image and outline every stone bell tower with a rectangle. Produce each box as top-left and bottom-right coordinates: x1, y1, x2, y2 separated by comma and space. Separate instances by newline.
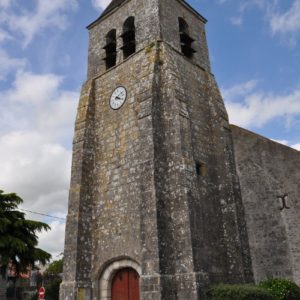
60, 0, 253, 299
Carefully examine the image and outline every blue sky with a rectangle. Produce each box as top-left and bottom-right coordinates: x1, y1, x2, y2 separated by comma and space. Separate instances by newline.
0, 0, 299, 258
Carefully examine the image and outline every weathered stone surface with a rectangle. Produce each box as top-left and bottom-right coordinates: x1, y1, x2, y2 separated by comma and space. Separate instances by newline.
231, 125, 300, 285
87, 0, 160, 79
60, 0, 300, 299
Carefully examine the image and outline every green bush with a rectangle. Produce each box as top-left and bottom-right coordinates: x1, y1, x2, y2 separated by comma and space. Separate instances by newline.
208, 284, 274, 300
259, 278, 300, 300
45, 278, 61, 300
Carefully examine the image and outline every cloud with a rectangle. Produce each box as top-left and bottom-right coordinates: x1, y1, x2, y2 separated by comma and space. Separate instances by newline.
0, 49, 26, 81
37, 221, 66, 259
221, 80, 259, 100
270, 1, 300, 35
271, 139, 300, 151
4, 71, 62, 104
0, 0, 10, 8
219, 0, 272, 27
230, 16, 243, 26
222, 80, 300, 128
92, 0, 111, 11
0, 131, 71, 216
0, 28, 11, 42
0, 0, 79, 258
271, 139, 289, 146
220, 0, 300, 44
238, 0, 268, 12
0, 71, 78, 139
291, 143, 300, 151
0, 0, 78, 47
0, 71, 78, 257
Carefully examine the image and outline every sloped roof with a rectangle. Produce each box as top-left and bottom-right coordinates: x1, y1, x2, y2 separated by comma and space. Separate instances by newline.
87, 0, 206, 29
87, 0, 126, 28
100, 0, 126, 20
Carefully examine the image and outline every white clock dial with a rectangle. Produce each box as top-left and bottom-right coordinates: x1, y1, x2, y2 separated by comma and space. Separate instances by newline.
110, 86, 127, 110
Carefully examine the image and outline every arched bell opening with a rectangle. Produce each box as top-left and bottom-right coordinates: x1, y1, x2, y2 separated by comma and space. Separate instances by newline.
98, 259, 141, 300
178, 17, 196, 59
103, 29, 117, 70
121, 16, 136, 59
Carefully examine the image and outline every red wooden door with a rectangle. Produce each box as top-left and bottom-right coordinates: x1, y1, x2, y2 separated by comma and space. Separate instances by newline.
111, 268, 140, 300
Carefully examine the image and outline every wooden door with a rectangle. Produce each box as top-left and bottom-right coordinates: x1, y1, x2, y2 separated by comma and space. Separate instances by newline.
111, 268, 140, 300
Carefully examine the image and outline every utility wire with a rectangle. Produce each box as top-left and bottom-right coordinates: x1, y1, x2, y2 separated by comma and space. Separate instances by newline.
18, 208, 66, 221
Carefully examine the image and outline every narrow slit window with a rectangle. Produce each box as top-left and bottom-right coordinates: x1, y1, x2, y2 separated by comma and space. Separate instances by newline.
179, 17, 196, 59
103, 29, 117, 70
121, 17, 136, 59
196, 161, 206, 176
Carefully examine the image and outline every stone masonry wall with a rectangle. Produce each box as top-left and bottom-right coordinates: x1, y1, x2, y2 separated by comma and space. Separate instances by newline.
61, 79, 95, 299
154, 1, 253, 295
91, 44, 162, 300
154, 40, 253, 298
62, 0, 254, 299
159, 0, 211, 72
87, 0, 160, 78
152, 42, 198, 299
62, 43, 165, 300
231, 125, 300, 285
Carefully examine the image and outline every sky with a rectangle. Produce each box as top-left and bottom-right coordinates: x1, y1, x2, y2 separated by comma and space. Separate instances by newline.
0, 0, 299, 260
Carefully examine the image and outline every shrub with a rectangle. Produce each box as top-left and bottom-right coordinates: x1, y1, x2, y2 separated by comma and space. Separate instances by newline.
259, 278, 300, 300
208, 284, 274, 300
45, 278, 62, 300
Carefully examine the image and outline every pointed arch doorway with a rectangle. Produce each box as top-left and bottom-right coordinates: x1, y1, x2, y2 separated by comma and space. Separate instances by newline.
111, 268, 140, 300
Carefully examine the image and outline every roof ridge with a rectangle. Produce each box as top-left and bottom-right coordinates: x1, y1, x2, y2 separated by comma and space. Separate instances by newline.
87, 0, 207, 29
101, 0, 126, 19
87, 0, 127, 29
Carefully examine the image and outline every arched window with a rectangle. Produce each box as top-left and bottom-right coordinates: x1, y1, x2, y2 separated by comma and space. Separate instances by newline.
103, 29, 117, 69
178, 17, 196, 59
121, 17, 136, 59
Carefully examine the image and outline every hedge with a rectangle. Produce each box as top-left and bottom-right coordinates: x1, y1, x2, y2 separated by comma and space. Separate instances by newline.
259, 278, 300, 300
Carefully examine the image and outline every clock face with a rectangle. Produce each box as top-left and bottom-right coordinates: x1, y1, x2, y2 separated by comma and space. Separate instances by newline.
110, 86, 127, 110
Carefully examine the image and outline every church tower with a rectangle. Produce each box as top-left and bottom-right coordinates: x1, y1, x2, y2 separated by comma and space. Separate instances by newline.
60, 0, 253, 299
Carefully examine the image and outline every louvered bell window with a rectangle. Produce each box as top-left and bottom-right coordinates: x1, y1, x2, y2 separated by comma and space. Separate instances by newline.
121, 17, 136, 59
179, 17, 196, 59
104, 29, 117, 70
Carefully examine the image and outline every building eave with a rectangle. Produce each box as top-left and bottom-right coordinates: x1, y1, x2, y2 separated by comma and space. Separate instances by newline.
87, 0, 207, 30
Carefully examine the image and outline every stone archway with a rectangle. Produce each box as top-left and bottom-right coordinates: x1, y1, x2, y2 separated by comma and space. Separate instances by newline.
99, 259, 141, 300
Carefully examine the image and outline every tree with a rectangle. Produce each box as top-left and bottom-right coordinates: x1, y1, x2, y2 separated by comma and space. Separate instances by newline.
44, 279, 61, 300
0, 190, 52, 277
44, 259, 63, 300
45, 259, 63, 276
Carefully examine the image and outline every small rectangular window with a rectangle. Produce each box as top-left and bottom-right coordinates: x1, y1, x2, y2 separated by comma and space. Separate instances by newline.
196, 161, 206, 176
